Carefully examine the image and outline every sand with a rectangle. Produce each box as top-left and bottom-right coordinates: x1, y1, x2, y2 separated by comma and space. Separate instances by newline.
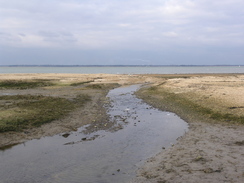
1, 73, 244, 182
132, 74, 244, 183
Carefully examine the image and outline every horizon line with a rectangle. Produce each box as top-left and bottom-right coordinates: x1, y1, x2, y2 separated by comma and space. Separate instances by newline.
0, 64, 243, 67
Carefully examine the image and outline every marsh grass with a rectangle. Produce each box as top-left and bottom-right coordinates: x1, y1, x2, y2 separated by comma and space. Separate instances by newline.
0, 94, 90, 132
70, 81, 94, 86
0, 80, 55, 89
86, 84, 104, 89
0, 79, 118, 133
138, 86, 244, 124
158, 75, 191, 79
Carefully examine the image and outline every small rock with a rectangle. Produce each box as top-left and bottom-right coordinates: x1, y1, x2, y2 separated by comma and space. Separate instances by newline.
234, 140, 244, 146
64, 142, 75, 145
195, 156, 204, 162
62, 133, 70, 138
203, 168, 214, 173
81, 138, 87, 141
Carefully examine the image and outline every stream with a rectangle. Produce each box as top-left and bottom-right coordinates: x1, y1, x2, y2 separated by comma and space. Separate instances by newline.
0, 85, 188, 183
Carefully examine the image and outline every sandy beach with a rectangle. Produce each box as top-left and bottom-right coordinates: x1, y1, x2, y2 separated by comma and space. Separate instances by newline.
0, 73, 243, 182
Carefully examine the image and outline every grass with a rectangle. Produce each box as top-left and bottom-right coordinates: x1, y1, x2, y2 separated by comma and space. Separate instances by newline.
137, 85, 244, 124
85, 84, 104, 89
0, 94, 90, 132
0, 79, 111, 90
0, 78, 119, 133
0, 77, 120, 134
70, 81, 94, 86
0, 80, 55, 89
157, 75, 191, 79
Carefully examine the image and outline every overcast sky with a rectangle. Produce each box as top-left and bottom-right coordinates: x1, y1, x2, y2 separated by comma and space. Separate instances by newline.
0, 0, 244, 65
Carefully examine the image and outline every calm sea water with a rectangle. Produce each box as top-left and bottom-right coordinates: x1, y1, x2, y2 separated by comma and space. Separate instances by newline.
0, 66, 243, 74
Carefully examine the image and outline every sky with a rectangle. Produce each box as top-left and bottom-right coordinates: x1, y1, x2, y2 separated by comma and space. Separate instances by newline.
0, 0, 244, 65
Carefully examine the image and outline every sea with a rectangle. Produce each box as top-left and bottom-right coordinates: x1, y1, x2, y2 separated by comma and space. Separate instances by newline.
0, 66, 243, 74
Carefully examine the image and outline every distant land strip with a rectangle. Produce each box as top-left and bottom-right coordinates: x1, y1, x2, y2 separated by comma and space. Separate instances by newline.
0, 65, 243, 67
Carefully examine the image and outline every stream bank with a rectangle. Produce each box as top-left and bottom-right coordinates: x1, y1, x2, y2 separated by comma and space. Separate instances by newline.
0, 85, 188, 183
132, 75, 244, 183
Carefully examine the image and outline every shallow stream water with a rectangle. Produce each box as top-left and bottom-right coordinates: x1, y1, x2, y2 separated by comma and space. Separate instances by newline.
0, 85, 188, 183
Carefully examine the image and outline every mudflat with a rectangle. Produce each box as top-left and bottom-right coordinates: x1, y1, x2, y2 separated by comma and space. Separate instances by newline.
1, 73, 244, 182
0, 73, 145, 147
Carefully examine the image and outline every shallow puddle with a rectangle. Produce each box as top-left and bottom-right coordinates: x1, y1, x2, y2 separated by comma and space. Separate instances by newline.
0, 85, 188, 183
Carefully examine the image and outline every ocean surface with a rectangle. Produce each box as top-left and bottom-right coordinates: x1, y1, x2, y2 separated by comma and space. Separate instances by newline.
0, 66, 243, 74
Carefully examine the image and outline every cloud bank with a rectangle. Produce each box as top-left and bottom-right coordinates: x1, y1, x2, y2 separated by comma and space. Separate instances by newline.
1, 0, 244, 65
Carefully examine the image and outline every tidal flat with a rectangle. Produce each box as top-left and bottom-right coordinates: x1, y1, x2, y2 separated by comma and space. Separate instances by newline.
0, 73, 244, 182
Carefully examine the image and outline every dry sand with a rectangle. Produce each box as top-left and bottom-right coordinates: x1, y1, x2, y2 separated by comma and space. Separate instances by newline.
1, 73, 244, 182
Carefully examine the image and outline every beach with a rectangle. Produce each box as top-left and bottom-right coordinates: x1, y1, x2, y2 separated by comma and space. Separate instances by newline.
0, 73, 243, 182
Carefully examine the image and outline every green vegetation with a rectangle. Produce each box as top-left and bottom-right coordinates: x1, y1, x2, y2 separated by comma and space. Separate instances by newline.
0, 79, 102, 89
0, 78, 120, 134
156, 75, 191, 79
0, 94, 90, 132
138, 86, 244, 124
70, 81, 94, 86
0, 79, 113, 90
0, 80, 54, 89
85, 84, 104, 89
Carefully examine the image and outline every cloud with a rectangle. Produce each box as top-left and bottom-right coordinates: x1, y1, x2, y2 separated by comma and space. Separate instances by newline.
162, 31, 178, 38
1, 0, 244, 48
37, 31, 77, 45
0, 0, 244, 65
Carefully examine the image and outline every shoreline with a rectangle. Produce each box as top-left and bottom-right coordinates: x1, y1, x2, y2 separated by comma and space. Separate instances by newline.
132, 121, 244, 183
1, 73, 244, 182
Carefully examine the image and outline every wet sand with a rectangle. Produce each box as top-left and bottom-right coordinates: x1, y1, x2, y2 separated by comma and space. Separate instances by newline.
1, 73, 244, 182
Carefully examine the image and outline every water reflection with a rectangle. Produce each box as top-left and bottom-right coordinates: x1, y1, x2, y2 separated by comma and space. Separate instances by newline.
0, 85, 188, 183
